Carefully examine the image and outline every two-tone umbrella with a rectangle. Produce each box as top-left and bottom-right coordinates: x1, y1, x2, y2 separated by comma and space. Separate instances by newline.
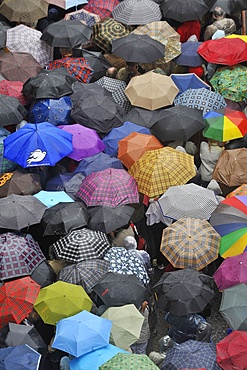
112, 0, 162, 25
216, 331, 247, 370
0, 0, 48, 23
73, 152, 123, 177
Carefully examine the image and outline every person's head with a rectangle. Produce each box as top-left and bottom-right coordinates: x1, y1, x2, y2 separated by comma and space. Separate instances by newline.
126, 61, 139, 71
212, 7, 225, 20
59, 47, 72, 58
106, 67, 118, 79
124, 236, 137, 251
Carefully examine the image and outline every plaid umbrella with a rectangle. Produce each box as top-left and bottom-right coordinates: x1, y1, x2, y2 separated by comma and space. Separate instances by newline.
0, 170, 42, 198
73, 152, 123, 176
160, 217, 220, 271
50, 228, 111, 263
0, 276, 40, 329
64, 8, 101, 27
216, 331, 247, 370
174, 41, 205, 67
0, 232, 45, 280
0, 143, 16, 175
0, 80, 28, 106
58, 259, 109, 293
76, 168, 139, 207
160, 0, 217, 22
92, 17, 129, 53
163, 340, 220, 370
128, 147, 196, 198
100, 353, 159, 369
6, 25, 53, 67
112, 0, 161, 25
0, 0, 48, 23
85, 0, 119, 19
47, 57, 93, 83
0, 94, 27, 127
0, 52, 43, 84
103, 247, 150, 286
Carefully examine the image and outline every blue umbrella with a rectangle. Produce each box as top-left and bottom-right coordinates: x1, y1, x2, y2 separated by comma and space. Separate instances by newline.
102, 121, 151, 157
0, 344, 41, 370
70, 344, 127, 370
46, 173, 74, 191
174, 41, 205, 67
3, 122, 73, 168
171, 73, 210, 96
33, 190, 74, 208
52, 310, 112, 358
73, 152, 123, 176
28, 96, 73, 126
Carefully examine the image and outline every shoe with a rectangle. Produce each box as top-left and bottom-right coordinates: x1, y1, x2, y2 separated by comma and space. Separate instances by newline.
157, 264, 165, 270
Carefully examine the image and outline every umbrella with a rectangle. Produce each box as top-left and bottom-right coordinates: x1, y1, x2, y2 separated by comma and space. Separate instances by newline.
124, 72, 179, 111
88, 205, 134, 234
0, 95, 27, 127
150, 105, 205, 142
50, 228, 111, 263
0, 52, 43, 84
47, 57, 94, 83
174, 41, 205, 67
3, 122, 73, 168
41, 201, 89, 236
0, 0, 48, 23
84, 0, 119, 19
102, 304, 144, 350
163, 340, 219, 370
0, 277, 40, 328
100, 353, 159, 369
211, 0, 247, 13
112, 0, 161, 25
58, 124, 105, 161
45, 173, 74, 191
160, 217, 220, 271
197, 38, 247, 66
227, 184, 247, 198
152, 268, 215, 316
216, 331, 247, 370
52, 310, 112, 357
0, 232, 46, 280
71, 79, 112, 100
28, 97, 73, 126
34, 281, 92, 325
6, 25, 53, 67
128, 147, 196, 198
102, 121, 150, 157
45, 0, 88, 10
0, 344, 41, 370
64, 172, 85, 199
219, 283, 247, 330
33, 190, 74, 208
0, 23, 10, 49
112, 34, 165, 63
76, 168, 139, 207
210, 64, 247, 103
103, 247, 150, 286
118, 132, 163, 169
92, 272, 148, 308
124, 107, 165, 129
31, 260, 56, 288
22, 68, 76, 99
58, 259, 110, 293
160, 0, 217, 22
0, 170, 42, 198
0, 143, 17, 176
0, 194, 47, 230
171, 73, 210, 95
73, 152, 123, 176
222, 195, 247, 214
174, 88, 227, 115
0, 80, 28, 106
64, 8, 101, 27
158, 183, 219, 221
80, 49, 112, 82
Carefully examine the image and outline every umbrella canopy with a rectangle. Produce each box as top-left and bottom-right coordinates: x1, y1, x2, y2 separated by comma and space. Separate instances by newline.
71, 79, 112, 100
112, 0, 162, 25
64, 172, 85, 199
33, 190, 74, 208
58, 123, 105, 161
77, 168, 139, 207
0, 143, 17, 176
0, 170, 42, 198
227, 184, 247, 198
46, 173, 75, 192
112, 34, 165, 63
6, 25, 53, 67
124, 107, 166, 129
34, 281, 92, 325
0, 94, 27, 127
50, 228, 111, 263
160, 0, 217, 22
73, 152, 123, 176
124, 72, 179, 111
150, 105, 205, 142
152, 268, 215, 316
84, 0, 119, 19
0, 80, 28, 106
210, 64, 247, 102
118, 132, 163, 169
31, 260, 56, 288
0, 277, 40, 328
100, 353, 159, 369
158, 183, 218, 221
0, 0, 48, 23
174, 41, 205, 67
222, 195, 247, 214
163, 340, 219, 370
219, 283, 247, 330
160, 217, 220, 271
171, 73, 210, 95
0, 344, 41, 370
81, 50, 112, 82
128, 147, 196, 198
58, 259, 109, 293
3, 122, 73, 168
52, 310, 112, 357
64, 8, 101, 27
102, 304, 144, 350
47, 57, 93, 83
216, 330, 247, 370
0, 23, 10, 49
92, 272, 148, 308
0, 232, 45, 280
45, 0, 88, 10
212, 0, 247, 13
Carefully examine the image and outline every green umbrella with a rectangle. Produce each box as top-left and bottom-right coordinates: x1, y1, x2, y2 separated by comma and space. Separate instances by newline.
99, 353, 159, 369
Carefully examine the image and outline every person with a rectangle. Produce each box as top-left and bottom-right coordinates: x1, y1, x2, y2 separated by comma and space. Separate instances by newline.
130, 301, 150, 354
204, 7, 236, 40
124, 236, 153, 276
149, 335, 174, 368
199, 139, 224, 187
196, 321, 212, 342
106, 67, 118, 79
36, 6, 64, 33
117, 62, 140, 84
108, 223, 135, 247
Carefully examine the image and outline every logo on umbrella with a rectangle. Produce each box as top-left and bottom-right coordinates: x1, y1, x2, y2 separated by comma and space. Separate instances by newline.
27, 149, 46, 165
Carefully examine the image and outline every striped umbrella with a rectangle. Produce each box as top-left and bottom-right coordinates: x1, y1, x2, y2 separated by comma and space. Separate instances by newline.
112, 0, 161, 25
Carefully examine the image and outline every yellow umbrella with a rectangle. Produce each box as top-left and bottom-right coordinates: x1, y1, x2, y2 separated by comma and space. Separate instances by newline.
226, 34, 247, 42
128, 147, 196, 197
124, 71, 179, 111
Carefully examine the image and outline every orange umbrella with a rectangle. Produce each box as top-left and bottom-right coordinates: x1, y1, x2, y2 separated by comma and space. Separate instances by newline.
118, 132, 163, 169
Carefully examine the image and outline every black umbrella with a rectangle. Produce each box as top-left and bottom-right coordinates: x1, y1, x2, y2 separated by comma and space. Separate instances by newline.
78, 49, 112, 82
112, 0, 162, 25
0, 95, 27, 127
151, 105, 205, 142
41, 19, 92, 48
211, 0, 247, 14
71, 80, 112, 102
22, 68, 76, 99
160, 0, 217, 22
92, 272, 149, 308
112, 34, 165, 63
64, 172, 85, 200
0, 22, 10, 49
125, 106, 170, 129
31, 260, 56, 288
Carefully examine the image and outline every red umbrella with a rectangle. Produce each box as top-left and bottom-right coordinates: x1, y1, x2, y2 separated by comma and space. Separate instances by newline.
0, 80, 28, 106
84, 0, 119, 19
216, 330, 247, 369
47, 57, 94, 83
198, 38, 247, 66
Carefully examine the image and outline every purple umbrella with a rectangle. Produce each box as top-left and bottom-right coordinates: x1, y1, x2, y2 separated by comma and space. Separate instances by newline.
58, 124, 105, 161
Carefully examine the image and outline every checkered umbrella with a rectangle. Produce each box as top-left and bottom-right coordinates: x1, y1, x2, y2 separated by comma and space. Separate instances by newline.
6, 25, 53, 67
160, 217, 220, 271
77, 168, 139, 207
0, 276, 40, 329
112, 0, 162, 25
64, 8, 101, 27
50, 228, 111, 263
128, 147, 196, 198
0, 80, 28, 106
0, 0, 48, 23
0, 232, 46, 280
58, 259, 110, 293
85, 0, 119, 19
47, 57, 94, 83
